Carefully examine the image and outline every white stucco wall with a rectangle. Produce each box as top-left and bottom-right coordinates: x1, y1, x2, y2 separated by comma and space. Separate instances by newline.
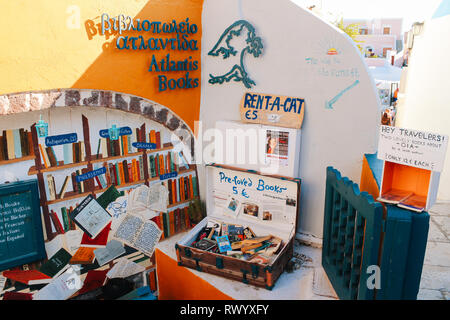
199, 0, 380, 239
395, 15, 450, 201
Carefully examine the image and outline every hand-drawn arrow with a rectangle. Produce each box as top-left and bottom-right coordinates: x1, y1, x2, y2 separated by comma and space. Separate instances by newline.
325, 80, 360, 109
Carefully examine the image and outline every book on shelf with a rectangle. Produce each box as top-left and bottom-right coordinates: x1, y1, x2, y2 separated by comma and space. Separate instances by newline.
46, 146, 58, 167
155, 131, 161, 149
6, 129, 15, 160
13, 129, 22, 159
61, 207, 70, 232
47, 174, 57, 201
58, 175, 71, 199
63, 143, 73, 165
39, 144, 50, 168
50, 209, 65, 234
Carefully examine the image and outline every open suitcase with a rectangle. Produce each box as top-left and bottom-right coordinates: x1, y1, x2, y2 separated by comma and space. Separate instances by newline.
175, 164, 301, 290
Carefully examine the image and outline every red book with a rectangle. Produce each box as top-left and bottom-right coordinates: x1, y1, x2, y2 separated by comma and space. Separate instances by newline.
3, 292, 33, 300
128, 163, 133, 182
77, 269, 108, 296
151, 215, 162, 231
80, 222, 111, 247
50, 210, 64, 234
95, 176, 102, 189
3, 270, 52, 285
155, 131, 161, 149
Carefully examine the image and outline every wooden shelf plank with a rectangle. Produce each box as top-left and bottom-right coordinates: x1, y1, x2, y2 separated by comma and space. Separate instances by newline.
0, 155, 35, 166
148, 166, 196, 182
46, 190, 91, 205
28, 160, 89, 176
90, 143, 174, 165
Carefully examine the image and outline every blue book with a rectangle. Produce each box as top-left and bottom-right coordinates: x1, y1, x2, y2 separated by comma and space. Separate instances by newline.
115, 163, 121, 185
13, 129, 22, 159
63, 143, 73, 165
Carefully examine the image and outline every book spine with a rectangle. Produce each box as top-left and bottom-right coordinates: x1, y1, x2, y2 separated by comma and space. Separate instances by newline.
50, 210, 64, 234
155, 131, 161, 149
96, 138, 101, 159
0, 135, 4, 161
127, 135, 132, 154
184, 207, 190, 229
192, 176, 198, 197
80, 141, 85, 162
169, 211, 175, 236
71, 172, 78, 193
154, 153, 159, 177
138, 155, 144, 181
47, 174, 56, 200
173, 179, 177, 204
19, 128, 27, 157
2, 130, 8, 160
115, 162, 121, 186
123, 135, 128, 156
168, 179, 173, 205
109, 163, 116, 186
158, 212, 165, 240
61, 207, 69, 232
39, 144, 49, 168
27, 131, 34, 156
122, 160, 129, 183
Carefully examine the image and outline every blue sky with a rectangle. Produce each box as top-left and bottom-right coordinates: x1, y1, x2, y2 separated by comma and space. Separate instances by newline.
291, 0, 443, 31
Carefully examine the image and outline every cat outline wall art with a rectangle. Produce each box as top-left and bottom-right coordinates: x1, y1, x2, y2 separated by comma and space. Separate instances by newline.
208, 20, 263, 89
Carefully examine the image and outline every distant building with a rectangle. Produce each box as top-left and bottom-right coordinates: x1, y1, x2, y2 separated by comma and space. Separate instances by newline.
343, 18, 403, 59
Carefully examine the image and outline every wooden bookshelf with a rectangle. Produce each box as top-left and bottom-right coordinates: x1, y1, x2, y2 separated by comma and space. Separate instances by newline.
0, 155, 35, 166
28, 160, 90, 175
90, 143, 173, 164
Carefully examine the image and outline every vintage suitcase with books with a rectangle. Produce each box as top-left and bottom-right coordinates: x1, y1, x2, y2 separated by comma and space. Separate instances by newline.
175, 164, 301, 290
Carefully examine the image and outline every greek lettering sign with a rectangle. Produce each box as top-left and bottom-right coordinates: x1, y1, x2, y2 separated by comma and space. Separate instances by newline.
240, 92, 305, 129
76, 167, 107, 183
160, 172, 178, 181
45, 133, 77, 147
0, 180, 46, 271
132, 142, 157, 150
98, 14, 199, 92
99, 126, 132, 138
377, 125, 449, 172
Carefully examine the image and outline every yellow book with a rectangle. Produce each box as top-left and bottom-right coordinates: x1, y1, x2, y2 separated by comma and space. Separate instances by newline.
150, 130, 156, 144
118, 162, 125, 185
39, 144, 49, 168
6, 129, 15, 160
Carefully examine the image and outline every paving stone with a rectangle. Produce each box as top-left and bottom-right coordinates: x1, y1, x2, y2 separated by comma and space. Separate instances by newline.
427, 218, 449, 242
419, 264, 450, 290
431, 216, 450, 239
417, 288, 445, 300
312, 267, 338, 299
424, 241, 450, 267
429, 202, 450, 217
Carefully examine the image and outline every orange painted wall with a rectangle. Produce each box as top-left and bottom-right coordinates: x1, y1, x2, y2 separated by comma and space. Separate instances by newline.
0, 0, 203, 130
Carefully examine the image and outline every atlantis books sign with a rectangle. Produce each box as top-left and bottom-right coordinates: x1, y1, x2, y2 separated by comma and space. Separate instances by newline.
240, 92, 305, 129
378, 125, 448, 172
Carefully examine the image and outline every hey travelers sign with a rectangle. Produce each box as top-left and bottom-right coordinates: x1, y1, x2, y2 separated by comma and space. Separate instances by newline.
240, 92, 305, 129
377, 125, 449, 172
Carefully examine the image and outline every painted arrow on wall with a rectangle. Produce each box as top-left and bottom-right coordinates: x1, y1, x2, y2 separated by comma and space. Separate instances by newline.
325, 80, 360, 109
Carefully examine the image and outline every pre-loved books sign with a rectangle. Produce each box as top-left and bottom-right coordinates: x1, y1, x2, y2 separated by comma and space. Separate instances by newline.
377, 125, 448, 172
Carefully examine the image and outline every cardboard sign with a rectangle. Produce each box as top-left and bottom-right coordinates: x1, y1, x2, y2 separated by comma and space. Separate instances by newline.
377, 125, 449, 172
240, 92, 305, 129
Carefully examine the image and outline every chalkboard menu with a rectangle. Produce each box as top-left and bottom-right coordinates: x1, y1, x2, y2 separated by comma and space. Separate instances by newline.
0, 180, 46, 271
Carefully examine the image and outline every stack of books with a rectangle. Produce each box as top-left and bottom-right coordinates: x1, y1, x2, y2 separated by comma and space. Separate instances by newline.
0, 128, 34, 161
49, 207, 77, 234
103, 157, 145, 187
165, 175, 198, 205
39, 141, 86, 168
149, 151, 180, 178
151, 207, 191, 240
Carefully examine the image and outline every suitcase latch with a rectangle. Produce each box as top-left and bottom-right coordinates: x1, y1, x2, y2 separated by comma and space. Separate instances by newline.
251, 265, 259, 279
216, 257, 224, 269
241, 269, 249, 284
193, 257, 202, 272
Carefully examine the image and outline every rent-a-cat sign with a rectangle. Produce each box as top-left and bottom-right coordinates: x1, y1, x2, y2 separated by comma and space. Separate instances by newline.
240, 92, 305, 129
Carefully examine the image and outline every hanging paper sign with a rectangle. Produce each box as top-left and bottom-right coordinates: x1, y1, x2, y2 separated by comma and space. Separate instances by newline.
76, 167, 107, 183
160, 172, 178, 181
240, 92, 305, 129
132, 142, 157, 150
45, 133, 78, 147
378, 125, 449, 172
99, 126, 132, 138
